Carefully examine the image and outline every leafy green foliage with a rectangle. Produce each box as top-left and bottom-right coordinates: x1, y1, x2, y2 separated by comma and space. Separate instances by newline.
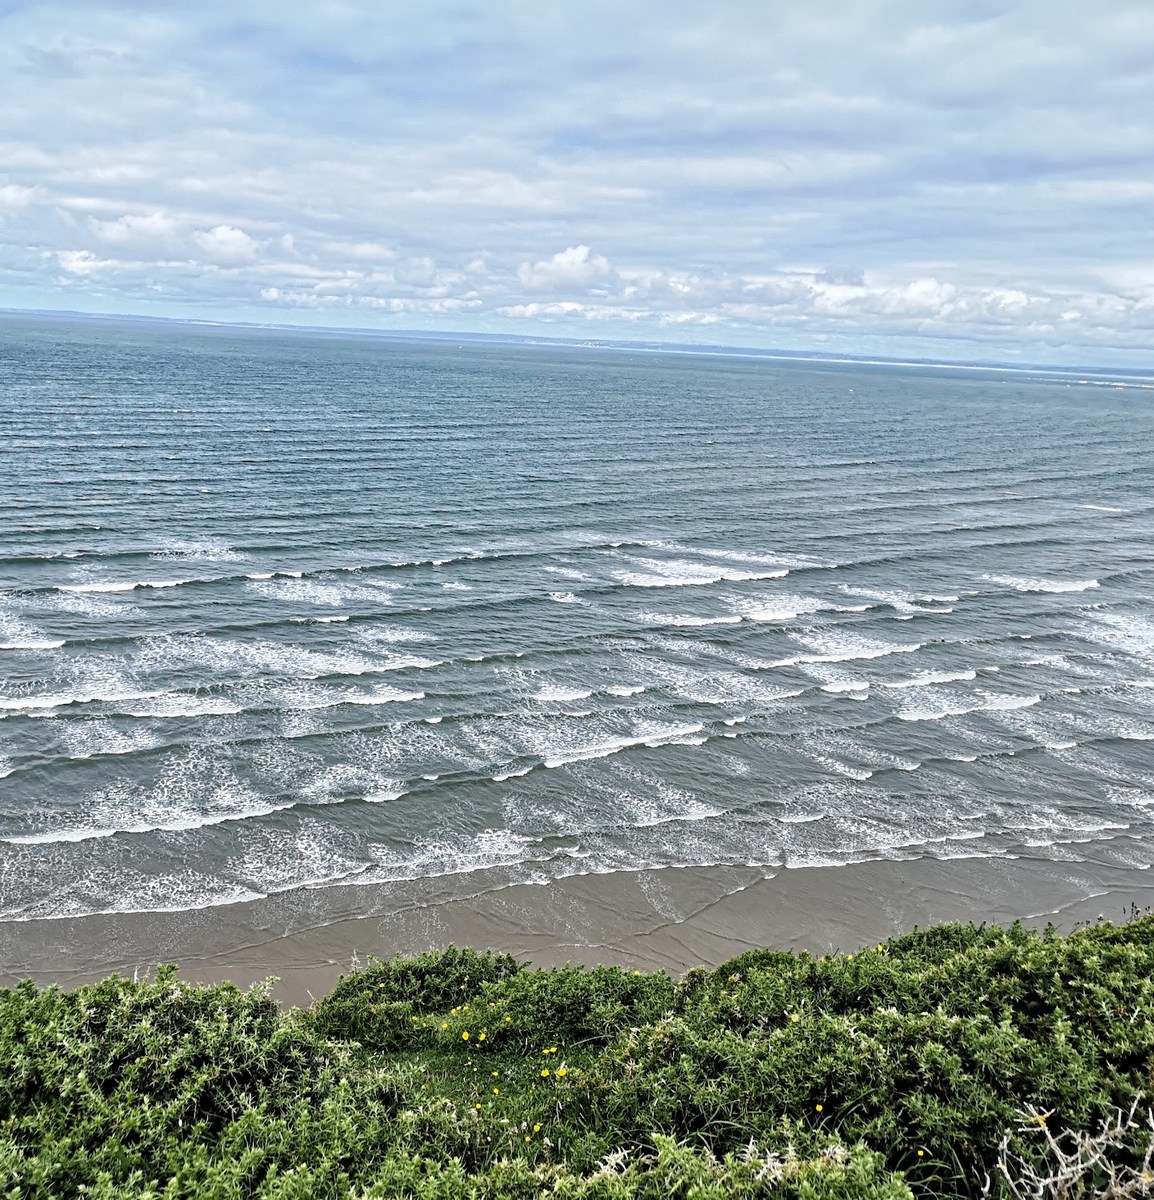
1, 920, 1152, 1198
312, 945, 521, 1050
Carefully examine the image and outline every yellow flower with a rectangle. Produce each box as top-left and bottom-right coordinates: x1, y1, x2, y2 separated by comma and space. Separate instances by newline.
847, 954, 854, 961
478, 1032, 486, 1041
533, 1123, 541, 1132
504, 1015, 512, 1023
557, 1066, 568, 1077
441, 1023, 448, 1030
462, 1031, 470, 1041
917, 1150, 925, 1158
541, 1068, 550, 1077
525, 1135, 531, 1142
789, 1013, 799, 1022
475, 1104, 481, 1110
492, 1070, 500, 1077
815, 1104, 823, 1113
493, 1088, 499, 1095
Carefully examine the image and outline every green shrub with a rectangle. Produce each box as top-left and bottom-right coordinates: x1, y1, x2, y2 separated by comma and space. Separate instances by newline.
476, 963, 677, 1048
312, 945, 521, 1049
1, 920, 1152, 1198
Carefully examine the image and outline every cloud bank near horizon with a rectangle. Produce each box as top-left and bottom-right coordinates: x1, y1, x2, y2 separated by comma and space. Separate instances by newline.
1, 1, 1153, 364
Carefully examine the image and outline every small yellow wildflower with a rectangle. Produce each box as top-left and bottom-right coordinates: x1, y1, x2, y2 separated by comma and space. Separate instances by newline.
789, 1013, 799, 1022
533, 1124, 541, 1132
557, 1066, 568, 1077
478, 1032, 486, 1041
525, 1135, 531, 1142
541, 1068, 550, 1077
462, 1031, 470, 1041
492, 1070, 500, 1077
493, 1087, 499, 1095
917, 1150, 925, 1159
504, 1015, 512, 1023
815, 1104, 823, 1113
475, 1104, 481, 1110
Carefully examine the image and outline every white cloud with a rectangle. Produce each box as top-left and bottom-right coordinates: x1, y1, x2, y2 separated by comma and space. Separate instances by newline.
393, 256, 438, 287
331, 240, 394, 263
0, 184, 37, 213
518, 246, 612, 292
192, 224, 258, 263
90, 211, 181, 244
54, 249, 116, 275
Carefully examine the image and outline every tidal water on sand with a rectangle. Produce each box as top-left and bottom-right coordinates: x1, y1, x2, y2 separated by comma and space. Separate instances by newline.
2, 315, 1153, 923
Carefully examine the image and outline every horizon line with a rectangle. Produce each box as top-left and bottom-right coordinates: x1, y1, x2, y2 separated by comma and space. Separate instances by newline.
2, 303, 1153, 383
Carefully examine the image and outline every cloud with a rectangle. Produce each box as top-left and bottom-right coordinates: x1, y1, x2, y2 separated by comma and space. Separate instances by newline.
393, 256, 438, 287
90, 211, 181, 245
518, 246, 612, 292
0, 1, 1151, 364
55, 249, 115, 276
0, 184, 36, 213
191, 224, 259, 263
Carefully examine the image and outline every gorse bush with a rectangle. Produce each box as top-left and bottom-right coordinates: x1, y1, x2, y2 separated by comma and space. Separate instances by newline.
312, 945, 521, 1050
2, 918, 1153, 1198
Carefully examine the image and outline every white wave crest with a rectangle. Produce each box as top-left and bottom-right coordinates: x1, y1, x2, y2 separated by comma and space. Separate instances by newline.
613, 554, 789, 588
0, 688, 165, 713
59, 578, 197, 593
882, 669, 978, 689
534, 685, 594, 702
542, 722, 707, 768
986, 574, 1099, 594
641, 612, 742, 627
776, 631, 922, 666
897, 692, 1042, 722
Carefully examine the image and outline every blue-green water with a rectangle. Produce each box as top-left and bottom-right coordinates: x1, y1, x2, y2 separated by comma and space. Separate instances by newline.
2, 316, 1153, 921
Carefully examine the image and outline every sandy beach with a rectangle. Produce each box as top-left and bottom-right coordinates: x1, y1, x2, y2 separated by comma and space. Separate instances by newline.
3, 852, 1152, 1007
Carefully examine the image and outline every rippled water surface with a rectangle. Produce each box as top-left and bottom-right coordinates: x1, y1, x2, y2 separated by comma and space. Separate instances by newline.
2, 316, 1153, 921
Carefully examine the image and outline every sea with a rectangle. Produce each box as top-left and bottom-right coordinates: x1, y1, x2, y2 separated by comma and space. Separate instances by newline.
2, 315, 1153, 925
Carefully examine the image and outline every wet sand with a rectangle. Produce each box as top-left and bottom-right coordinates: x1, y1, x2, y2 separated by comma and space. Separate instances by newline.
2, 854, 1152, 1007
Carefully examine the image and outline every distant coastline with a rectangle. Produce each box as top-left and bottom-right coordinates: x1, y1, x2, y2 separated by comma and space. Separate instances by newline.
4, 304, 1154, 381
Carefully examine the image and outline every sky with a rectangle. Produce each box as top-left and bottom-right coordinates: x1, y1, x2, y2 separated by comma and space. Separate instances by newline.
1, 1, 1153, 366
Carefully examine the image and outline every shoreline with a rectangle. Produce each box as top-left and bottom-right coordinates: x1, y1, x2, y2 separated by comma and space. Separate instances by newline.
3, 852, 1152, 1006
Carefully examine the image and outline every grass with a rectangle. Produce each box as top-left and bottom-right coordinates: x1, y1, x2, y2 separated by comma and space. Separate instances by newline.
2, 919, 1153, 1197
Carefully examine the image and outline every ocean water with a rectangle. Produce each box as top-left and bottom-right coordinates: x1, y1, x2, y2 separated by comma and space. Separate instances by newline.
2, 315, 1154, 923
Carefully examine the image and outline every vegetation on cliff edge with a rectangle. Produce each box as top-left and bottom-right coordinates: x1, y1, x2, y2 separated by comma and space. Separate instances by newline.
3, 917, 1154, 1198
